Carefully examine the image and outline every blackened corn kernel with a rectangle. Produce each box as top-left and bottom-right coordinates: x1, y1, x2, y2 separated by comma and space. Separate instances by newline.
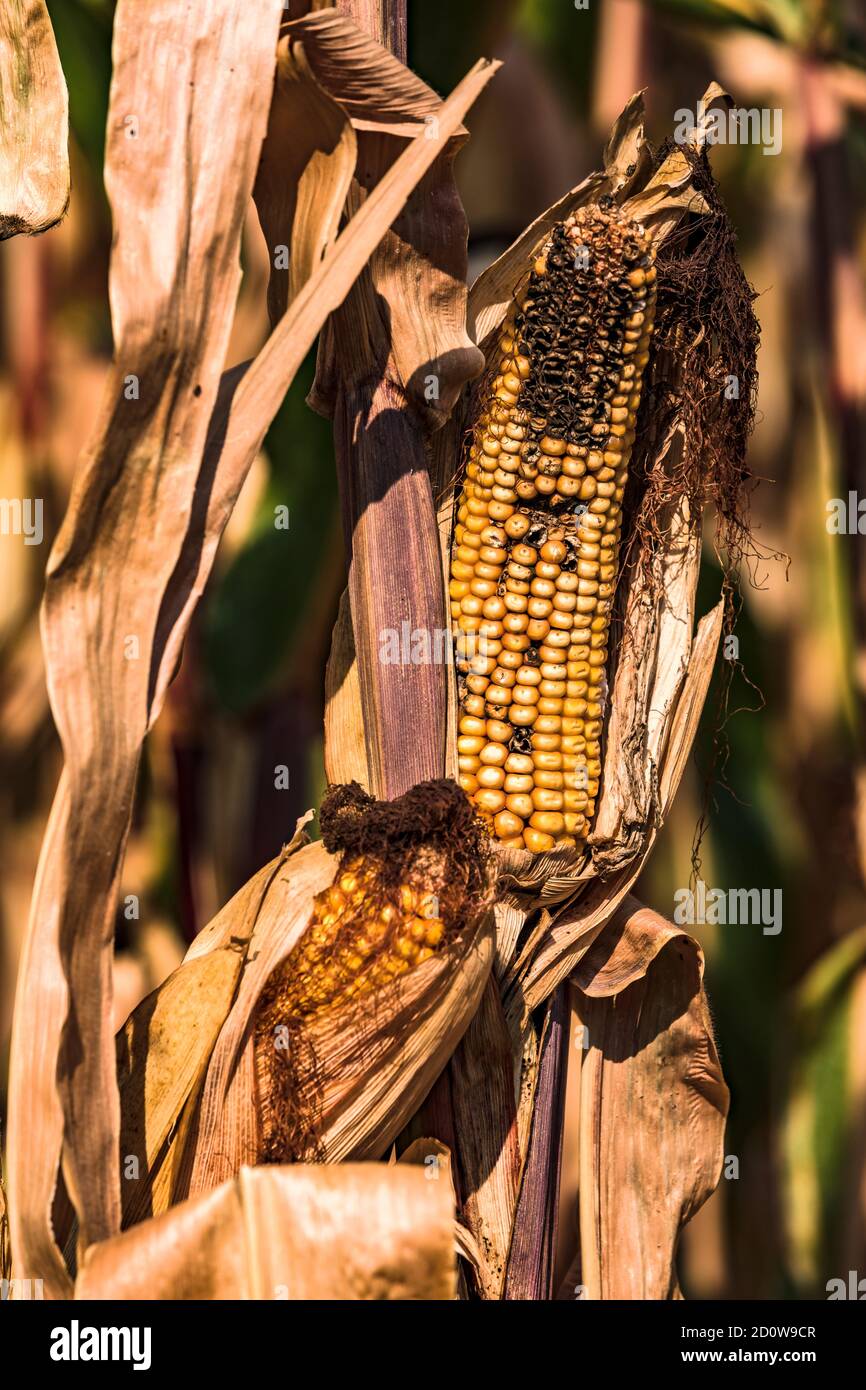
451, 203, 657, 852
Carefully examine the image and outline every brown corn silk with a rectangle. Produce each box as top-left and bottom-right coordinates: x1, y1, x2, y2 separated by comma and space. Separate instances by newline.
450, 205, 657, 854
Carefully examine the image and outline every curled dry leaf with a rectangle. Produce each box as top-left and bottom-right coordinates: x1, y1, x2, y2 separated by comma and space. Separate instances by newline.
568, 896, 729, 1299
0, 0, 69, 237
76, 1164, 456, 1301
295, 5, 486, 427
253, 32, 357, 326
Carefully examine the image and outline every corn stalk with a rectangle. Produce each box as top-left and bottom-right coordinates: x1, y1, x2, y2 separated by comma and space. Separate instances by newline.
4, 0, 738, 1301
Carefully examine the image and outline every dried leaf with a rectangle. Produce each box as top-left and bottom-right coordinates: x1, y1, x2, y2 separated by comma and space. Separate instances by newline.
323, 588, 370, 789
253, 36, 357, 324
0, 0, 69, 237
77, 1164, 456, 1300
571, 898, 729, 1299
503, 987, 569, 1300
449, 980, 521, 1299
296, 7, 488, 424
6, 0, 288, 1274
117, 846, 308, 1226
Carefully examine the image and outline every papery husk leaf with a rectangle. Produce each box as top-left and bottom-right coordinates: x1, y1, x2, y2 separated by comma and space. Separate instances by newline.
513, 600, 723, 1020
76, 1164, 456, 1300
117, 825, 313, 1226
324, 587, 371, 789
447, 978, 521, 1299
0, 0, 69, 237
253, 35, 357, 324
8, 5, 499, 1290
182, 839, 337, 1197
592, 489, 700, 872
570, 897, 729, 1299
287, 911, 495, 1163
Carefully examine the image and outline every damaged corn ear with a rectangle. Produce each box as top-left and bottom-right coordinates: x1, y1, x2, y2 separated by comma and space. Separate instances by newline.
253, 779, 492, 1162
265, 860, 449, 1019
450, 203, 657, 853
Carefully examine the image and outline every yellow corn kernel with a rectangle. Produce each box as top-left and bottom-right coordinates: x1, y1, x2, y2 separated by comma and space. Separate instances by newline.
450, 203, 656, 852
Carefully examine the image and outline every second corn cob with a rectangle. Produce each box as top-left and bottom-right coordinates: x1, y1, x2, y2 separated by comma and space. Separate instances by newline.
254, 780, 491, 1160
450, 203, 657, 853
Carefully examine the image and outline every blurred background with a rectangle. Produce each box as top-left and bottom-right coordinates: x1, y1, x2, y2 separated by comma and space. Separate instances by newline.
1, 0, 865, 1298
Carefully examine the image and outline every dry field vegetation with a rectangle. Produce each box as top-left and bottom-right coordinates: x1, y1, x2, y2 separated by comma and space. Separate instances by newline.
0, 0, 863, 1302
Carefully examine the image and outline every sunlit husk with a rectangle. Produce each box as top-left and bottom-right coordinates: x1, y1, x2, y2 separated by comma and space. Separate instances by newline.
114, 810, 494, 1205
76, 1164, 456, 1300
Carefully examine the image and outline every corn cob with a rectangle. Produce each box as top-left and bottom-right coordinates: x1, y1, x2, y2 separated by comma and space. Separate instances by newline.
254, 780, 491, 1161
451, 203, 657, 853
272, 861, 447, 1019
255, 780, 489, 1025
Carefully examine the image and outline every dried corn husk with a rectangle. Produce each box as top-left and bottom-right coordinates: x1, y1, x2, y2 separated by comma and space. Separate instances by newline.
110, 802, 494, 1212
303, 7, 498, 799
432, 91, 716, 943
569, 896, 729, 1299
77, 1164, 456, 1300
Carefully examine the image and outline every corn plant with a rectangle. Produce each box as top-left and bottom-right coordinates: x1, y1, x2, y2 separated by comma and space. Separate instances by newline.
0, 0, 761, 1300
